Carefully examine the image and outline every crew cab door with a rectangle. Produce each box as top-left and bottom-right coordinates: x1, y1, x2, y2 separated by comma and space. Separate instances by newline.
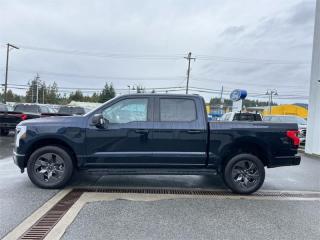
85, 96, 154, 167
152, 96, 207, 166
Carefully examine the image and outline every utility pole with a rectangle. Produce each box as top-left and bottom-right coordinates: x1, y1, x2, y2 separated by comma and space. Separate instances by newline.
43, 83, 45, 104
31, 82, 34, 103
220, 85, 224, 114
184, 52, 196, 94
35, 73, 40, 104
266, 89, 278, 114
3, 43, 19, 103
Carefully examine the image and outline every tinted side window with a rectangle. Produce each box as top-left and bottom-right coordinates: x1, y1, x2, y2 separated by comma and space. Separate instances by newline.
102, 98, 148, 124
160, 98, 196, 122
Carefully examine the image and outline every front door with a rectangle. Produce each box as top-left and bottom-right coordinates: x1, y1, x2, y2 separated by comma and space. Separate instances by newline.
85, 96, 154, 167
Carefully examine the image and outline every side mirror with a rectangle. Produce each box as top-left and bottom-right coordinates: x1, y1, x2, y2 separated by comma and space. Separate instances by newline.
91, 114, 107, 128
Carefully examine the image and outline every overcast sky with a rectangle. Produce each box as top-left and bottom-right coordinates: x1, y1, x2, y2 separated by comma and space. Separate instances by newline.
0, 0, 316, 103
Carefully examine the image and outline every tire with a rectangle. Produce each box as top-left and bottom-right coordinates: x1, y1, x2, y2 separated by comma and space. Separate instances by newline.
27, 146, 74, 189
223, 153, 265, 194
0, 129, 9, 136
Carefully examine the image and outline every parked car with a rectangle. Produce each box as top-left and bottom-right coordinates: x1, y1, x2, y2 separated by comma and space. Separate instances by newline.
221, 112, 262, 121
263, 115, 307, 145
13, 94, 300, 194
0, 104, 53, 136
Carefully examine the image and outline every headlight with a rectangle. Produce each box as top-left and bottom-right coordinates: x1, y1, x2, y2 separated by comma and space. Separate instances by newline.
15, 126, 27, 147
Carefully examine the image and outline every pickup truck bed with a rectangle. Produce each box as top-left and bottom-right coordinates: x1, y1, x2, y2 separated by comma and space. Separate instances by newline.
0, 104, 73, 136
0, 111, 40, 135
13, 94, 301, 194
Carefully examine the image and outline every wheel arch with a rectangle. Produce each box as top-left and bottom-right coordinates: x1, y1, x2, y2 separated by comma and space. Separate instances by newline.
220, 137, 271, 168
25, 138, 78, 169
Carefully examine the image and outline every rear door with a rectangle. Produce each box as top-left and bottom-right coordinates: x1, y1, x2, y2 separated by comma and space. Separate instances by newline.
152, 96, 207, 166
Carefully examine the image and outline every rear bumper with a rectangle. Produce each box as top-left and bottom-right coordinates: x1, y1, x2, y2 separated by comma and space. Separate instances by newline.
13, 151, 26, 171
268, 155, 301, 168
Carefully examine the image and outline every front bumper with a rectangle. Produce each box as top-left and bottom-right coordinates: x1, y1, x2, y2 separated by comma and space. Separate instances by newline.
268, 155, 301, 168
13, 151, 26, 172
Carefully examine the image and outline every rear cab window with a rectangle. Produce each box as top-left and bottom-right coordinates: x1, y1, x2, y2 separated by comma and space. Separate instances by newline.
234, 113, 262, 121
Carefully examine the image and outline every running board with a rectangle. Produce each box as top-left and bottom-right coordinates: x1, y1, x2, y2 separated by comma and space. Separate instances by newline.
84, 168, 218, 175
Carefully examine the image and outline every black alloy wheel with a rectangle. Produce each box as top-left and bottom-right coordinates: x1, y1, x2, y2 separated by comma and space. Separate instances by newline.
223, 154, 265, 194
27, 146, 73, 188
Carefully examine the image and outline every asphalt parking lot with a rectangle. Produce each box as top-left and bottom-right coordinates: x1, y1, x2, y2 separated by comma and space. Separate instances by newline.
1, 132, 320, 240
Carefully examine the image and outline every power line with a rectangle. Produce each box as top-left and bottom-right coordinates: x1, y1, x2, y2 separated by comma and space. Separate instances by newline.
196, 54, 309, 65
5, 85, 308, 100
16, 45, 184, 60
3, 44, 309, 65
4, 68, 185, 81
5, 83, 308, 97
5, 83, 186, 91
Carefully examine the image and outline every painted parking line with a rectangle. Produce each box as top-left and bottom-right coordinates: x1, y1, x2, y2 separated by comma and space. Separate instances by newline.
5, 188, 320, 240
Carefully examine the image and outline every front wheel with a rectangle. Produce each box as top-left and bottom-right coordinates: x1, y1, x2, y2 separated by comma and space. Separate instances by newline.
27, 146, 74, 189
223, 154, 265, 194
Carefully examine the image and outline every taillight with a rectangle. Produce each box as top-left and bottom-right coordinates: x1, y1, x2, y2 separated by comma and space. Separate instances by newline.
21, 114, 27, 121
286, 130, 300, 146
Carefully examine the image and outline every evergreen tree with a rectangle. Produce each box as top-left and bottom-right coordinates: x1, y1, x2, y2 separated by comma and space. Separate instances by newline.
25, 80, 38, 103
99, 82, 115, 103
69, 90, 84, 102
46, 82, 60, 104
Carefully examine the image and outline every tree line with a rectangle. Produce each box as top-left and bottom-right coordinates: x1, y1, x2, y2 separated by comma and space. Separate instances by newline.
0, 80, 151, 104
1, 81, 117, 104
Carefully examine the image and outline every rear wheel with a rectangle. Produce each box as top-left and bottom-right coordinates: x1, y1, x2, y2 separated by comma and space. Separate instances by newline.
0, 128, 9, 136
27, 146, 74, 189
223, 154, 265, 194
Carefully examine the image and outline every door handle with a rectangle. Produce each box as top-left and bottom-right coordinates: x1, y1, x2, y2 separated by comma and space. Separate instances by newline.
187, 130, 201, 134
135, 129, 149, 134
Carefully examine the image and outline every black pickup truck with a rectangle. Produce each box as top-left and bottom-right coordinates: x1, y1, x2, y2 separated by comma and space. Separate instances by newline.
13, 94, 301, 194
0, 104, 48, 136
0, 104, 71, 136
